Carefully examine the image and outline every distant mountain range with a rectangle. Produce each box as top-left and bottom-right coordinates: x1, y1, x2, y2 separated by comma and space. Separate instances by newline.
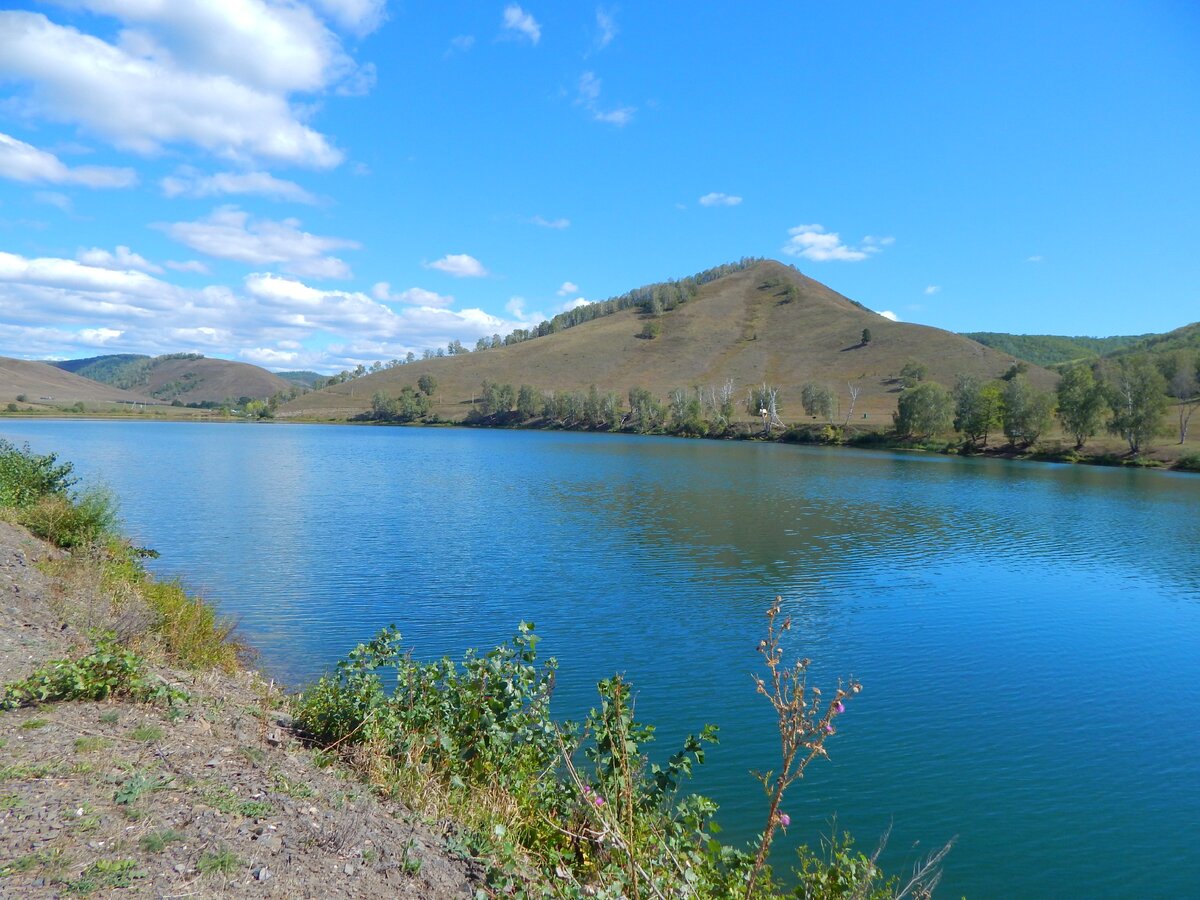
45, 353, 294, 404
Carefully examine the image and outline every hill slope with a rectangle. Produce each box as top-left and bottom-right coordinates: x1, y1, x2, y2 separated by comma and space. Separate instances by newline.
0, 358, 157, 404
962, 332, 1150, 367
49, 354, 295, 404
280, 260, 1056, 423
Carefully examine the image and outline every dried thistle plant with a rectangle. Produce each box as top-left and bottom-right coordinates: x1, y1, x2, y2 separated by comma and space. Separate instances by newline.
746, 596, 861, 898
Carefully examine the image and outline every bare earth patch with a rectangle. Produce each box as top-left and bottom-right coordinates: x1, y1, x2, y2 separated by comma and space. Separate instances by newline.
0, 523, 481, 898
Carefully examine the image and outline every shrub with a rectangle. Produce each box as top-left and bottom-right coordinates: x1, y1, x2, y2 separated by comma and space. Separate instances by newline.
18, 489, 117, 549
0, 638, 186, 710
0, 439, 76, 508
1176, 452, 1200, 472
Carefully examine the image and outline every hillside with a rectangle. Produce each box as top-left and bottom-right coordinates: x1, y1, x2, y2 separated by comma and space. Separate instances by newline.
962, 332, 1149, 367
49, 353, 295, 404
0, 357, 157, 405
280, 260, 1056, 423
1107, 321, 1200, 360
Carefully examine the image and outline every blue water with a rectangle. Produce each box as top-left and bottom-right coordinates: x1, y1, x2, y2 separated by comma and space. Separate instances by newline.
3, 419, 1198, 898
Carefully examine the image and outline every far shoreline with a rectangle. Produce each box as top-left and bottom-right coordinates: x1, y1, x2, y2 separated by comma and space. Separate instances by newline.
5, 408, 1198, 476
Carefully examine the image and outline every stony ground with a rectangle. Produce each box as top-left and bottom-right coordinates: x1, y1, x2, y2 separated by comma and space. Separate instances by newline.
0, 521, 482, 898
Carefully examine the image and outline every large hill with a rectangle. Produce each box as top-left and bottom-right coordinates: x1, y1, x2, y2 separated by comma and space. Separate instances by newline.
0, 357, 157, 405
961, 332, 1150, 367
49, 353, 295, 404
279, 260, 1055, 423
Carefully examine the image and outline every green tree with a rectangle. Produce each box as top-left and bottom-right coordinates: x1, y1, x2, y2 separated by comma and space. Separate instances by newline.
861, 328, 872, 345
516, 385, 539, 421
1159, 351, 1200, 444
1000, 375, 1055, 447
893, 382, 953, 440
627, 387, 664, 433
1056, 364, 1106, 449
953, 375, 1003, 447
898, 361, 927, 389
800, 383, 836, 422
417, 374, 437, 396
639, 321, 662, 340
1105, 355, 1168, 454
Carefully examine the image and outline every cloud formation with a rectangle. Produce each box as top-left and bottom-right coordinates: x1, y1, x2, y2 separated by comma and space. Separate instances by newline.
782, 225, 892, 262
557, 281, 580, 296
924, 285, 941, 295
0, 7, 356, 167
876, 309, 899, 321
0, 132, 136, 188
161, 169, 317, 204
372, 283, 455, 308
577, 72, 635, 126
425, 254, 488, 278
699, 192, 742, 207
502, 5, 541, 44
77, 246, 162, 274
531, 215, 570, 229
595, 9, 617, 50
160, 207, 359, 279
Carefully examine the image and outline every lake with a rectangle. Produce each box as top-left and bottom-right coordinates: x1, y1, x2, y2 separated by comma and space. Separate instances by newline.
2, 419, 1198, 897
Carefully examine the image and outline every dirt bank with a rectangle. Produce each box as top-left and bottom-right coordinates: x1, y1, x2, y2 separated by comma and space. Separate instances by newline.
0, 521, 481, 898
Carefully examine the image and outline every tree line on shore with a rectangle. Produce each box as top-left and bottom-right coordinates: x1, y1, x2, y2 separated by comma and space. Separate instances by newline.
364, 349, 1200, 465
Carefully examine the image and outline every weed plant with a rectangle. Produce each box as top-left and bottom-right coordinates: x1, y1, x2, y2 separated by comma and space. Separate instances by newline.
294, 602, 950, 898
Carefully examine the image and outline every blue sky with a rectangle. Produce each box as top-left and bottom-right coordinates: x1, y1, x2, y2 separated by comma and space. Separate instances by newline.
0, 1, 1196, 372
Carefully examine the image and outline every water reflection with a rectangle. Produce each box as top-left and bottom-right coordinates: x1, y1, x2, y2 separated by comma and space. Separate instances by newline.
1, 420, 1198, 897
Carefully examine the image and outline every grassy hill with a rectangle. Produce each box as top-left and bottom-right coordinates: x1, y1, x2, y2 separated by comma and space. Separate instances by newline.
0, 358, 158, 405
1106, 321, 1200, 360
273, 370, 325, 389
48, 353, 295, 404
961, 332, 1149, 367
280, 260, 1057, 424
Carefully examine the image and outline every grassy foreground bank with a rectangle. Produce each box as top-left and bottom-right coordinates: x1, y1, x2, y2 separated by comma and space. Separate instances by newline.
0, 440, 952, 898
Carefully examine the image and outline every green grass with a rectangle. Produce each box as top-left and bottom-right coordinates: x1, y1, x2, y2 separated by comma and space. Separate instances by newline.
140, 828, 185, 853
20, 718, 49, 729
64, 858, 144, 894
74, 736, 111, 753
197, 847, 242, 876
130, 724, 164, 742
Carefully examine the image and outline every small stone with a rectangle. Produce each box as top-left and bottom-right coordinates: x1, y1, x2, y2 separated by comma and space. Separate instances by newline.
266, 728, 283, 746
174, 864, 188, 874
254, 867, 272, 882
344, 863, 355, 876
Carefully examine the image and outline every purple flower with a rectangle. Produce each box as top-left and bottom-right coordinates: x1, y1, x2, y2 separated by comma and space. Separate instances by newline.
778, 813, 791, 827
824, 722, 835, 734
833, 700, 845, 714
593, 795, 605, 808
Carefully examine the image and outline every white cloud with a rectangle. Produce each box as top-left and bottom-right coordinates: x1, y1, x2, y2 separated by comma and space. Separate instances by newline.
240, 346, 299, 366
308, 0, 388, 36
699, 192, 742, 207
372, 283, 454, 308
425, 254, 488, 278
0, 132, 137, 188
160, 206, 359, 278
595, 9, 617, 50
876, 310, 899, 322
531, 215, 570, 229
576, 71, 635, 126
505, 297, 527, 318
561, 297, 591, 312
557, 281, 579, 296
34, 191, 74, 213
1027, 255, 1044, 262
0, 10, 344, 167
161, 169, 317, 204
77, 245, 163, 274
924, 285, 941, 295
79, 326, 124, 344
165, 259, 210, 274
447, 34, 475, 54
502, 5, 542, 44
0, 250, 174, 299
782, 224, 890, 262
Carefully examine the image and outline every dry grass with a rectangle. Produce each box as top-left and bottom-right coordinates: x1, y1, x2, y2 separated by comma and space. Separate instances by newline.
279, 260, 1057, 425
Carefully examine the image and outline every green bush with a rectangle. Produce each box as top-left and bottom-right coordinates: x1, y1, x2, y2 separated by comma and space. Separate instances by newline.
1176, 452, 1200, 472
18, 489, 117, 548
0, 439, 76, 508
0, 638, 186, 710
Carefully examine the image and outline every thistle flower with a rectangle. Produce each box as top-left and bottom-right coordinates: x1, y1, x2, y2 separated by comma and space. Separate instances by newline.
778, 813, 791, 827
833, 700, 845, 714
